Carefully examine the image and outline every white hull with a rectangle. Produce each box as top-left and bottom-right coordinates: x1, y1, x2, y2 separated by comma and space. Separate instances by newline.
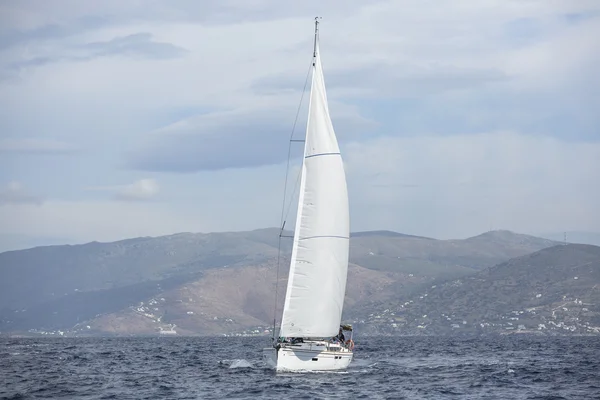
262, 341, 353, 372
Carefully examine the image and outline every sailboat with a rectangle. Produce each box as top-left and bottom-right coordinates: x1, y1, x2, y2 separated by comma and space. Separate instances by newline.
262, 17, 354, 372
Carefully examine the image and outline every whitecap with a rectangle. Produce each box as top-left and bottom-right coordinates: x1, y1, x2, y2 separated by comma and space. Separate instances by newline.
228, 359, 253, 369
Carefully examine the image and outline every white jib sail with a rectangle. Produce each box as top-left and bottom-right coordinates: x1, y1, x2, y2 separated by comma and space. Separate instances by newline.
279, 42, 350, 338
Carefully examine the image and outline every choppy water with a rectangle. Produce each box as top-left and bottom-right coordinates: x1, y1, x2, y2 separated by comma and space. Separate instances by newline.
1, 335, 599, 399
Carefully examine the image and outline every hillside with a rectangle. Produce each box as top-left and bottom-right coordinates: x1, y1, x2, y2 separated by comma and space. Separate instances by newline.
0, 229, 286, 311
540, 231, 600, 246
349, 229, 556, 273
0, 229, 559, 336
359, 244, 600, 336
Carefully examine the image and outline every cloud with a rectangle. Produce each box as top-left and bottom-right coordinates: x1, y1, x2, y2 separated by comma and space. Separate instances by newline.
83, 33, 187, 60
344, 131, 600, 239
116, 179, 160, 201
0, 0, 385, 32
254, 63, 508, 100
0, 164, 284, 246
129, 108, 292, 172
120, 2, 599, 173
6, 33, 187, 75
0, 200, 194, 245
0, 138, 78, 154
0, 182, 43, 205
1, 0, 600, 250
0, 15, 112, 50
129, 103, 373, 172
87, 179, 160, 201
3, 131, 598, 249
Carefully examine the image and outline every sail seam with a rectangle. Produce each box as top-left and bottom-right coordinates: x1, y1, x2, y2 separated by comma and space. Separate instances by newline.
299, 235, 349, 240
305, 152, 340, 159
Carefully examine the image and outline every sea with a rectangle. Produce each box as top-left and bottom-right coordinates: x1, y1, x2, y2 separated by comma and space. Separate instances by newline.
1, 335, 599, 399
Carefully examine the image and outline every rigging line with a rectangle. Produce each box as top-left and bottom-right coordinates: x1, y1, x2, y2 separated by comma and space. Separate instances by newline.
279, 59, 313, 230
281, 19, 320, 227
271, 56, 314, 341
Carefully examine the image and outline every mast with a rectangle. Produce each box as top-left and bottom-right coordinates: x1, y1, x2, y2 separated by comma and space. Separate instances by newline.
313, 16, 321, 60
270, 18, 319, 342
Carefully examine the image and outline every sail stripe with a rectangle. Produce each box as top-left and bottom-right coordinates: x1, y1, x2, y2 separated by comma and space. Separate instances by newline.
299, 235, 350, 240
305, 152, 340, 159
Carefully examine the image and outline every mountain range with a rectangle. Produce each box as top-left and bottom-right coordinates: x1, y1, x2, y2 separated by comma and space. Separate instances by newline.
1, 228, 598, 337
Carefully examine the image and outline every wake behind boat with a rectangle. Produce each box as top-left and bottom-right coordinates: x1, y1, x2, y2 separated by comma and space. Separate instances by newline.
262, 17, 354, 372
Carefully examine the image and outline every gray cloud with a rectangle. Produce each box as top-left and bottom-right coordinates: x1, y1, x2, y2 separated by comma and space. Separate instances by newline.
129, 108, 297, 172
251, 49, 598, 141
0, 24, 66, 50
253, 63, 508, 99
87, 179, 160, 202
340, 66, 507, 98
171, 0, 387, 25
84, 33, 187, 60
0, 0, 384, 38
0, 15, 112, 50
0, 182, 43, 205
0, 138, 79, 154
1, 0, 599, 246
129, 105, 373, 172
114, 179, 160, 201
7, 33, 187, 73
344, 132, 600, 239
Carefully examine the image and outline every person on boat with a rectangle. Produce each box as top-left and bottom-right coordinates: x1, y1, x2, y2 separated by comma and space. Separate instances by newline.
337, 327, 345, 343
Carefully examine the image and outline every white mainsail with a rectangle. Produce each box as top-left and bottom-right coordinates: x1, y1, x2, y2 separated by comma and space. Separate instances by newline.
279, 38, 350, 339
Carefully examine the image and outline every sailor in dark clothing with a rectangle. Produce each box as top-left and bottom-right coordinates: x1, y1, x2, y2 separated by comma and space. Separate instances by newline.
337, 327, 345, 343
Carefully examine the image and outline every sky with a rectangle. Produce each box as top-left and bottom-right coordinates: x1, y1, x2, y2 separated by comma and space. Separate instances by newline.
0, 0, 599, 251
